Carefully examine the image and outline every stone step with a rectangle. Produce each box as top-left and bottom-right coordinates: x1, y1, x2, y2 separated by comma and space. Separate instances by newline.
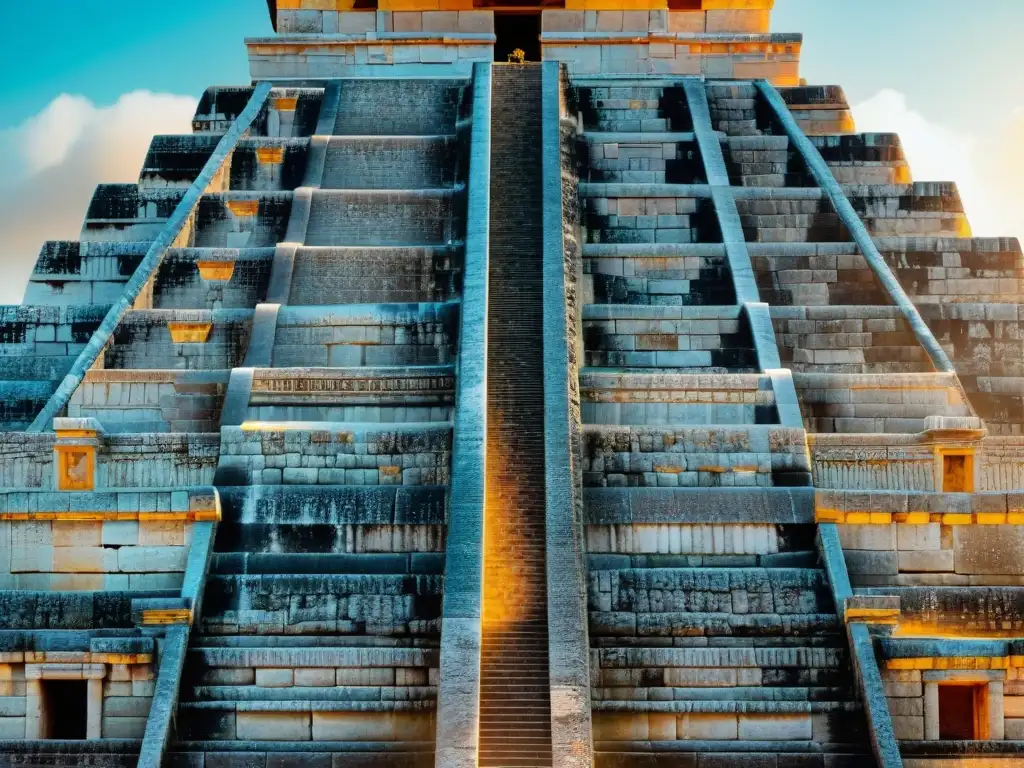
185, 686, 436, 703
587, 553, 820, 570
592, 686, 854, 702
594, 741, 872, 767
304, 189, 463, 248
590, 611, 841, 638
286, 245, 462, 305
321, 135, 459, 190
216, 484, 447, 527
103, 308, 252, 372
592, 700, 862, 714
210, 553, 444, 575
187, 646, 438, 667
332, 79, 465, 136
151, 247, 275, 311
0, 742, 140, 768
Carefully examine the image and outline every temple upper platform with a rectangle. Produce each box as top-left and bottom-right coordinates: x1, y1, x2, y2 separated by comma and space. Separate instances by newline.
251, 0, 799, 81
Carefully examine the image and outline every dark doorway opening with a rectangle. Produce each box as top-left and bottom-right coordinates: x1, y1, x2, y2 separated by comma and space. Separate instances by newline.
938, 683, 988, 740
494, 13, 541, 62
42, 680, 88, 739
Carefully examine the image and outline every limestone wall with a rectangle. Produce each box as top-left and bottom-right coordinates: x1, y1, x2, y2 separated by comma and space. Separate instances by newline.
0, 434, 219, 490
581, 371, 777, 426
582, 424, 809, 487
229, 139, 309, 191
0, 647, 156, 740
271, 304, 458, 368
793, 373, 971, 435
193, 194, 293, 249
151, 248, 274, 311
582, 243, 734, 306
288, 246, 461, 306
0, 518, 191, 592
23, 241, 146, 308
216, 424, 451, 486
81, 184, 183, 243
810, 436, 1024, 493
771, 306, 931, 374
103, 309, 253, 371
583, 304, 756, 371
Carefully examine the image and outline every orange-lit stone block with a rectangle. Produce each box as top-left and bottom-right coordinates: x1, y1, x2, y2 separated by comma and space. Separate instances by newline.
226, 200, 260, 217
142, 609, 193, 626
56, 446, 95, 492
168, 322, 214, 344
196, 261, 236, 281
255, 147, 286, 165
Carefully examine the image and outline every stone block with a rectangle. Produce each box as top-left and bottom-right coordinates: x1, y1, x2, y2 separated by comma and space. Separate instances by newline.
594, 712, 647, 741
884, 682, 922, 697
118, 546, 186, 573
1005, 696, 1024, 718
53, 522, 101, 547
648, 712, 676, 740
102, 696, 152, 718
139, 521, 185, 546
268, 756, 330, 768
392, 12, 422, 31
706, 9, 770, 33
890, 714, 924, 740
11, 523, 52, 572
738, 714, 811, 740
844, 550, 897, 575
898, 549, 954, 573
102, 521, 139, 546
255, 668, 294, 688
838, 524, 895, 551
101, 716, 148, 738
0, 717, 25, 738
543, 11, 584, 32
294, 668, 335, 687
312, 711, 430, 741
457, 11, 492, 32
667, 11, 704, 33
954, 526, 1024, 575
896, 523, 941, 551
422, 11, 458, 31
51, 573, 104, 590
1005, 717, 1024, 739
52, 547, 115, 573
679, 713, 738, 739
336, 12, 376, 33
237, 712, 311, 741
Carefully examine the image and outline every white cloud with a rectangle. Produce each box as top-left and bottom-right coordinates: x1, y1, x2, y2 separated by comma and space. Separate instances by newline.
0, 91, 197, 304
853, 88, 1024, 245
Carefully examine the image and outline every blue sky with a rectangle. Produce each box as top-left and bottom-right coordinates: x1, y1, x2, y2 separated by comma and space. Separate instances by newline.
0, 1, 271, 130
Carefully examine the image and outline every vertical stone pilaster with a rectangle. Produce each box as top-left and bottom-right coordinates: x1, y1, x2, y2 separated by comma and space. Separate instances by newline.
25, 679, 43, 739
87, 677, 103, 739
434, 61, 491, 768
924, 680, 940, 740
541, 60, 593, 768
990, 680, 1005, 740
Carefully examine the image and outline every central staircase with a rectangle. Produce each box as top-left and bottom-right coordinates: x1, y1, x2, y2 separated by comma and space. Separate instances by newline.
479, 63, 554, 768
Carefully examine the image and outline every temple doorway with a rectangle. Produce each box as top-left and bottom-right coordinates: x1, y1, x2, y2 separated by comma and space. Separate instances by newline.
938, 683, 989, 740
494, 13, 542, 62
41, 680, 88, 739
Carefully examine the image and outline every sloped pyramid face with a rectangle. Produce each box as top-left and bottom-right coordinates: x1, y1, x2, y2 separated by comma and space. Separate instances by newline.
0, 2, 1022, 767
